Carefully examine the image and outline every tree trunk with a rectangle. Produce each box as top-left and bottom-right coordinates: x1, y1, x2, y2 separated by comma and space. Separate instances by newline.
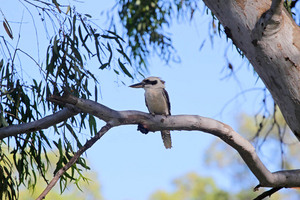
202, 0, 300, 140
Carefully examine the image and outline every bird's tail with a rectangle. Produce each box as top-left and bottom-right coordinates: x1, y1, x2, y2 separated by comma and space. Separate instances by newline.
161, 130, 172, 149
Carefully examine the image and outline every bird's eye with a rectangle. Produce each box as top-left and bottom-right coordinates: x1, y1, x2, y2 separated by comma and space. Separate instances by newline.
144, 79, 157, 85
151, 80, 158, 85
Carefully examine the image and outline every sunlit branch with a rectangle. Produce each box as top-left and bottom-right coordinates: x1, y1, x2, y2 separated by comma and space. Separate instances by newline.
0, 107, 78, 139
47, 92, 300, 190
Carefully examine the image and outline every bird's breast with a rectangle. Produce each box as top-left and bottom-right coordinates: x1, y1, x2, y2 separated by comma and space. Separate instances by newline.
144, 89, 169, 115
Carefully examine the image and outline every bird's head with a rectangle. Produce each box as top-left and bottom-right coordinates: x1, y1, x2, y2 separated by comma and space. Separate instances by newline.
129, 76, 165, 89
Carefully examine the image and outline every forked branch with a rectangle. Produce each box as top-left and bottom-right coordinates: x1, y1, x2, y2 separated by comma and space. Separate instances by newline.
45, 93, 300, 189
2, 91, 299, 199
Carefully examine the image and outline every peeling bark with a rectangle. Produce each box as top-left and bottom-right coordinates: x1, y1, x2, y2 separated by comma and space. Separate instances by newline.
203, 0, 300, 140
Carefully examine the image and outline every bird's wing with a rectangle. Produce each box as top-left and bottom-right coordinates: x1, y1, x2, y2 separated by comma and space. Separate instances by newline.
162, 88, 171, 115
145, 97, 151, 114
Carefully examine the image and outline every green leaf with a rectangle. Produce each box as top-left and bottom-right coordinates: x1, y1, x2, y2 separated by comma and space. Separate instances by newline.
107, 42, 113, 63
0, 59, 3, 70
100, 34, 116, 40
107, 30, 125, 42
94, 33, 102, 64
72, 14, 77, 34
117, 48, 132, 65
94, 85, 98, 102
66, 123, 82, 148
99, 63, 109, 70
78, 25, 92, 55
88, 114, 97, 136
113, 69, 119, 75
118, 58, 133, 78
71, 44, 83, 65
52, 0, 61, 13
53, 36, 59, 55
0, 113, 9, 127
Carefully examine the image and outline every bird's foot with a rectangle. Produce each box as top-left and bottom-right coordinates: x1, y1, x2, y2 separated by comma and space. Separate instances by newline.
137, 123, 149, 134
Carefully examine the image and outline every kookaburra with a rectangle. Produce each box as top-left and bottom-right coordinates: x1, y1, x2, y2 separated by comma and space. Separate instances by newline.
129, 76, 172, 149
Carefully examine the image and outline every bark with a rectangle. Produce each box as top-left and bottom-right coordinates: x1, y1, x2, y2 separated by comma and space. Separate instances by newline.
202, 0, 300, 140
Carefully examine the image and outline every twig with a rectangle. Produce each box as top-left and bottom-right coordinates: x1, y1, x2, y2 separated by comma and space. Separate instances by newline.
253, 187, 283, 200
36, 123, 112, 200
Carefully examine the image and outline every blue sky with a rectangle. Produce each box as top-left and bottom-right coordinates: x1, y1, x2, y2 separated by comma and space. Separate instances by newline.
91, 32, 260, 200
80, 2, 268, 199
0, 1, 282, 200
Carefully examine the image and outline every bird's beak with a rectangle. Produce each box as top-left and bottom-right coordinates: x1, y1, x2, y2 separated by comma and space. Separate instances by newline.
129, 82, 144, 88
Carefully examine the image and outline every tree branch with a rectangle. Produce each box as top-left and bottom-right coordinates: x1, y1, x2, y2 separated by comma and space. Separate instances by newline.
2, 90, 300, 197
253, 187, 283, 200
36, 123, 112, 200
46, 93, 300, 189
270, 0, 284, 16
0, 106, 79, 139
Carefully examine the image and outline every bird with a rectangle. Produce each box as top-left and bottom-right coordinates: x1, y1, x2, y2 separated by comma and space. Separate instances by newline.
129, 76, 172, 149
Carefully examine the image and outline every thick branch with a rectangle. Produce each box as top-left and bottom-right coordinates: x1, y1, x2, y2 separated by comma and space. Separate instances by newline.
36, 123, 112, 200
0, 107, 78, 139
270, 0, 284, 16
47, 93, 300, 188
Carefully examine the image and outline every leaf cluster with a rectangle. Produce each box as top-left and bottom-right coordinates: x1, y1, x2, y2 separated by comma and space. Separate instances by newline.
0, 1, 133, 199
118, 0, 199, 67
